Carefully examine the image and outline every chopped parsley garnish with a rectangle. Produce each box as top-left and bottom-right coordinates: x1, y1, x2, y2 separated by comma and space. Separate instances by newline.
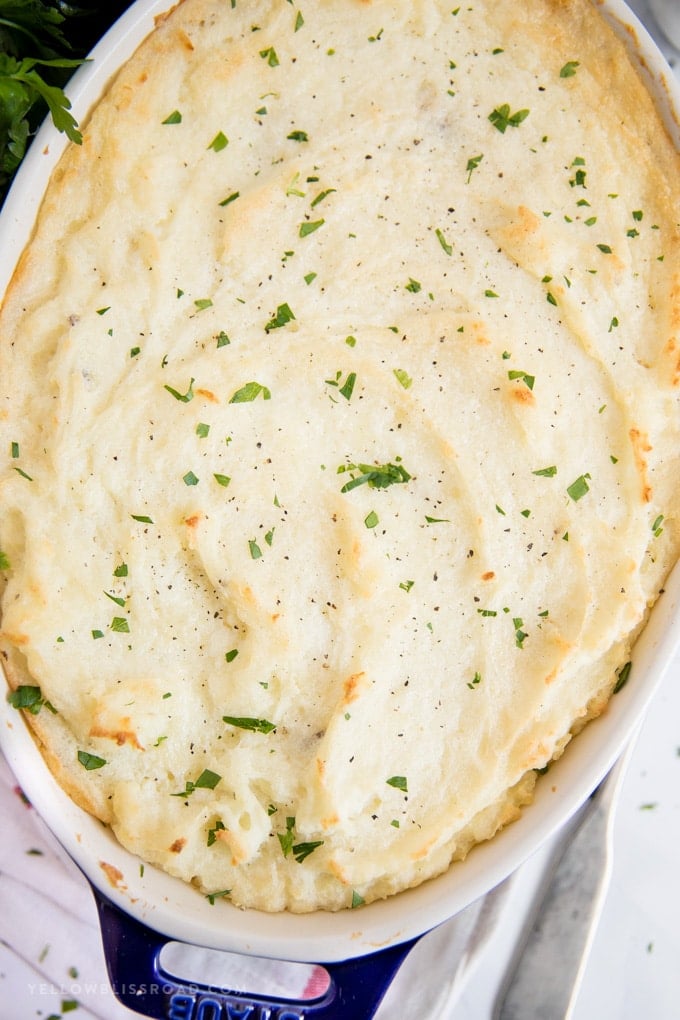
194, 298, 213, 311
264, 302, 295, 331
651, 514, 664, 537
214, 473, 231, 487
219, 191, 240, 207
567, 473, 591, 501
110, 616, 130, 633
77, 750, 107, 771
532, 465, 557, 477
259, 46, 279, 67
325, 370, 356, 400
508, 369, 535, 390
293, 840, 324, 863
405, 277, 422, 293
559, 61, 580, 78
248, 538, 262, 559
196, 422, 210, 438
0, 551, 10, 570
229, 381, 271, 402
276, 816, 324, 862
338, 459, 411, 492
613, 660, 632, 694
207, 819, 225, 846
223, 715, 276, 733
513, 618, 528, 649
131, 514, 153, 524
435, 227, 453, 255
393, 368, 412, 389
172, 769, 222, 797
183, 470, 199, 486
351, 890, 365, 908
7, 685, 55, 715
162, 110, 182, 124
208, 131, 228, 152
225, 649, 239, 663
164, 377, 195, 403
364, 510, 379, 529
488, 104, 530, 133
299, 218, 324, 237
386, 775, 408, 793
311, 188, 336, 208
467, 671, 482, 690
104, 591, 126, 608
287, 129, 308, 142
206, 889, 231, 905
465, 154, 483, 182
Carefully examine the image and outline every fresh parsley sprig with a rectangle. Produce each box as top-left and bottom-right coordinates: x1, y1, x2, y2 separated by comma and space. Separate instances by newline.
0, 1, 134, 204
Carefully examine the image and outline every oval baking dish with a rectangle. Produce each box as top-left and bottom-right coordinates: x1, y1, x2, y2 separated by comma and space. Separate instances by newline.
1, 1, 679, 1016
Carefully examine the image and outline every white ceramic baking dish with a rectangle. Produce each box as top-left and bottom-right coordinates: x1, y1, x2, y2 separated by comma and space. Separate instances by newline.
1, 2, 679, 1017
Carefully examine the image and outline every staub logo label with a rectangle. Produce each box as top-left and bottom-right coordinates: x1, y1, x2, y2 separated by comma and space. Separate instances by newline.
167, 992, 306, 1019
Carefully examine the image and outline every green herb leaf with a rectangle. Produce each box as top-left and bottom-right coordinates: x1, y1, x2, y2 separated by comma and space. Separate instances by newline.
488, 104, 530, 133
386, 775, 408, 792
364, 510, 379, 529
207, 819, 225, 846
613, 660, 632, 694
293, 840, 324, 863
208, 131, 228, 152
195, 768, 222, 790
77, 750, 107, 771
229, 381, 271, 402
311, 188, 335, 208
223, 715, 276, 733
393, 368, 412, 390
465, 153, 483, 182
435, 227, 453, 254
162, 109, 182, 124
172, 769, 222, 797
559, 60, 580, 78
206, 889, 231, 904
164, 378, 195, 403
7, 685, 48, 714
338, 460, 411, 493
567, 473, 591, 501
299, 218, 324, 237
259, 46, 279, 67
264, 302, 295, 332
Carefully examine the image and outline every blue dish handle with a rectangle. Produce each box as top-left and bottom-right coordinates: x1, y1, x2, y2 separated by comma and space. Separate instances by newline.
92, 888, 420, 1019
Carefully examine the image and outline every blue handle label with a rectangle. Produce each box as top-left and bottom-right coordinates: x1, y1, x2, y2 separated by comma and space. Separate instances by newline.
167, 992, 305, 1019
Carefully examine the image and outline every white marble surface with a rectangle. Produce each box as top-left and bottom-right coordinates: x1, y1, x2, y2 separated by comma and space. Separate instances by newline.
1, 3, 679, 1019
